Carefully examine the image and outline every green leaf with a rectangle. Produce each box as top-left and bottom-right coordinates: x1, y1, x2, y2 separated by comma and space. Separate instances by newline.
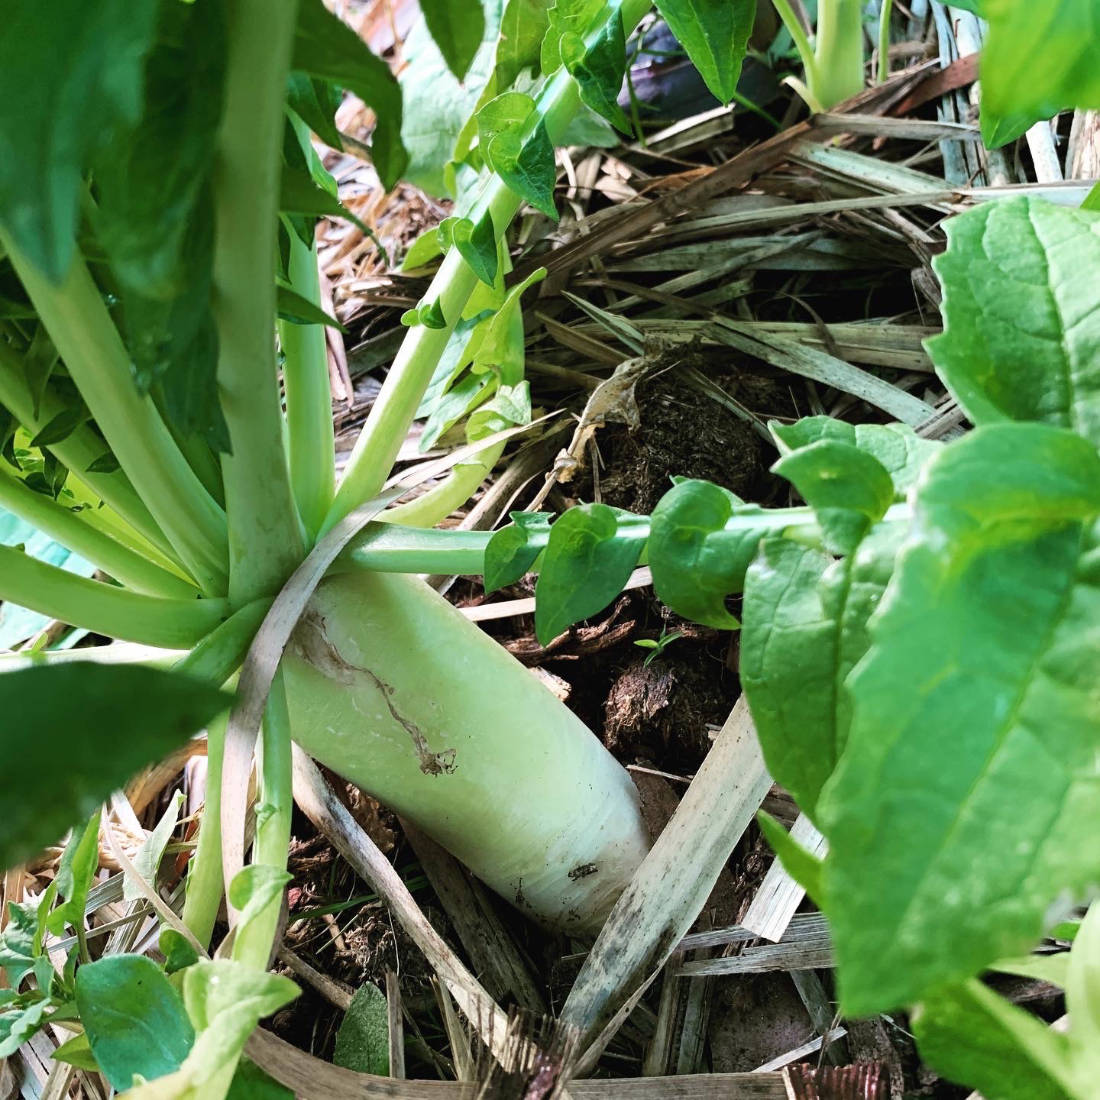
292, 0, 406, 189
771, 417, 940, 498
76, 955, 195, 1090
652, 0, 755, 106
648, 478, 767, 629
913, 980, 1074, 1100
774, 440, 895, 556
466, 380, 531, 440
541, 0, 603, 74
0, 994, 51, 1059
0, 0, 160, 280
401, 228, 445, 271
488, 119, 559, 220
53, 1031, 101, 1073
30, 406, 86, 448
564, 12, 630, 132
420, 0, 485, 80
927, 198, 1100, 445
981, 107, 1044, 150
534, 504, 647, 644
125, 791, 184, 903
494, 0, 552, 89
0, 898, 41, 989
1065, 901, 1100, 1090
0, 664, 229, 872
981, 0, 1100, 130
227, 1058, 295, 1100
276, 284, 346, 331
484, 512, 553, 591
160, 929, 200, 977
333, 982, 389, 1076
279, 157, 363, 229
46, 811, 100, 936
286, 73, 344, 150
819, 423, 1100, 1014
451, 212, 499, 287
228, 865, 292, 953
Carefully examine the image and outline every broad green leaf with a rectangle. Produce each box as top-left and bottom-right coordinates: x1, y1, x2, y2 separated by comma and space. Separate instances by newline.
913, 979, 1074, 1100
400, 11, 501, 198
0, 898, 41, 989
771, 417, 940, 497
46, 811, 100, 935
470, 268, 545, 384
927, 198, 1100, 445
76, 955, 195, 1090
476, 92, 537, 149
420, 0, 485, 80
0, 0, 159, 280
494, 0, 552, 89
819, 423, 1100, 1014
333, 982, 389, 1076
0, 664, 229, 871
648, 479, 768, 629
981, 108, 1043, 150
160, 929, 200, 976
563, 13, 630, 132
652, 0, 755, 106
534, 504, 647, 644
981, 0, 1100, 132
466, 380, 531, 440
292, 0, 406, 189
773, 440, 895, 556
484, 512, 553, 591
125, 791, 183, 903
0, 994, 50, 1059
93, 0, 226, 452
541, 0, 603, 74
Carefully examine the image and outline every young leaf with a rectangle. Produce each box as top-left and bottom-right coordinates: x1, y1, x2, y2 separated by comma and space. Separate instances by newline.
756, 811, 824, 906
541, 0, 603, 74
160, 929, 200, 977
333, 982, 389, 1075
292, 0, 407, 189
53, 1031, 101, 1073
0, 898, 42, 989
563, 13, 630, 132
742, 523, 902, 823
227, 1058, 295, 1100
0, 0, 159, 280
45, 811, 100, 936
420, 0, 485, 81
487, 120, 559, 220
913, 980, 1074, 1100
76, 955, 195, 1090
286, 72, 345, 150
534, 504, 647, 644
819, 423, 1100, 1015
648, 478, 768, 629
484, 512, 553, 591
773, 440, 895, 556
652, 0, 755, 106
0, 994, 51, 1059
0, 664, 229, 871
927, 198, 1100, 446
452, 211, 499, 287
494, 0, 552, 89
276, 284, 346, 331
125, 791, 184, 903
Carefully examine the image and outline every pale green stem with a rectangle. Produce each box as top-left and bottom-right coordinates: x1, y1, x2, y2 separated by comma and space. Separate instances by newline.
232, 669, 293, 971
1, 239, 230, 593
182, 712, 227, 947
212, 0, 305, 605
381, 441, 505, 528
0, 465, 197, 597
878, 0, 895, 83
177, 596, 272, 685
340, 522, 489, 575
813, 0, 865, 108
323, 0, 654, 531
0, 343, 180, 565
0, 545, 228, 648
771, 0, 821, 92
278, 228, 335, 541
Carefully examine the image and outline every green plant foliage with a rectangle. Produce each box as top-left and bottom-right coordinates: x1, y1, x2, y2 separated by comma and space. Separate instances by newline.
647, 478, 768, 629
292, 0, 406, 189
76, 955, 195, 1090
285, 73, 345, 150
494, 0, 553, 89
486, 120, 559, 219
652, 0, 755, 106
927, 198, 1100, 444
0, 664, 229, 870
980, 0, 1100, 147
773, 441, 894, 556
420, 0, 486, 80
439, 212, 500, 286
46, 811, 100, 936
226, 1059, 295, 1099
0, 0, 159, 280
820, 423, 1100, 1014
534, 503, 648, 643
484, 511, 554, 590
333, 982, 390, 1076
561, 12, 631, 131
